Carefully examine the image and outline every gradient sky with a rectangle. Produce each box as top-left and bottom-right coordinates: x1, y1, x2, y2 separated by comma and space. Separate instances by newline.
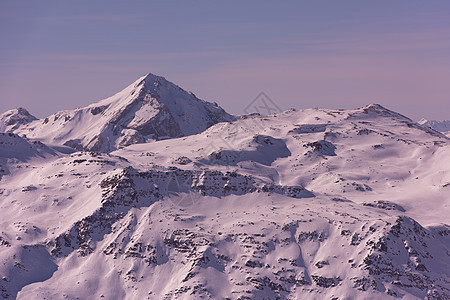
1, 1, 450, 120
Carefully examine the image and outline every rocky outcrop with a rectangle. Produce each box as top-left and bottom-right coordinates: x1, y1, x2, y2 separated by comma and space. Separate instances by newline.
0, 108, 37, 132
48, 166, 313, 258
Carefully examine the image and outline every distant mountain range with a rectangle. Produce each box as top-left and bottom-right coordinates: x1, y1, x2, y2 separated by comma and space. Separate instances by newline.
0, 74, 449, 299
418, 119, 450, 137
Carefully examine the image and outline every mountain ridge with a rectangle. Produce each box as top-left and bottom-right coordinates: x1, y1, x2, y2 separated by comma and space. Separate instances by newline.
0, 75, 449, 299
419, 118, 450, 137
0, 108, 37, 133
0, 73, 235, 152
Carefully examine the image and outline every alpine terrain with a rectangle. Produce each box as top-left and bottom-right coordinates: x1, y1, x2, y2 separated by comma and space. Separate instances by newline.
0, 73, 449, 300
418, 119, 450, 138
0, 73, 235, 152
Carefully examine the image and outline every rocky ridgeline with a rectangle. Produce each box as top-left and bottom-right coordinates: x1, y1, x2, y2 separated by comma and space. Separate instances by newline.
1, 102, 450, 299
161, 216, 448, 299
354, 216, 449, 298
48, 166, 314, 258
0, 74, 236, 152
44, 164, 449, 299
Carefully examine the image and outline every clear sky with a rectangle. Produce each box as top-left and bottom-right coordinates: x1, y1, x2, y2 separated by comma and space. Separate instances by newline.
1, 1, 450, 120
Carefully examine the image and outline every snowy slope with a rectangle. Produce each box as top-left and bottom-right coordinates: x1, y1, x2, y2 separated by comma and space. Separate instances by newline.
0, 87, 449, 299
419, 119, 450, 137
3, 74, 235, 152
0, 133, 58, 180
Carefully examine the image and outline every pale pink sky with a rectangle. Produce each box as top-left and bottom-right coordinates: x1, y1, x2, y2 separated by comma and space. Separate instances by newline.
1, 1, 450, 120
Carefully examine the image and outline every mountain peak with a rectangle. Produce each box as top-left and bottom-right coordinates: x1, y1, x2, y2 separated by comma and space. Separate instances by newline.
357, 103, 412, 121
142, 72, 166, 82
0, 107, 37, 132
1, 96, 450, 299
135, 73, 168, 91
2, 73, 236, 152
362, 103, 387, 111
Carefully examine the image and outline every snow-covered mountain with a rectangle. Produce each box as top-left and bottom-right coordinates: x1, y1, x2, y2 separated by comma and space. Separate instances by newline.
1, 73, 235, 152
0, 133, 58, 181
0, 77, 449, 299
0, 108, 37, 133
419, 119, 450, 137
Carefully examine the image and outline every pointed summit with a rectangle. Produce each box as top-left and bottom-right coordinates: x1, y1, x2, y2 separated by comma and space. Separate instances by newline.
140, 72, 168, 90
3, 73, 236, 152
356, 103, 412, 121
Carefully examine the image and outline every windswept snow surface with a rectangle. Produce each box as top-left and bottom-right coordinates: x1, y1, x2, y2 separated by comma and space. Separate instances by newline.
1, 74, 235, 152
0, 98, 449, 299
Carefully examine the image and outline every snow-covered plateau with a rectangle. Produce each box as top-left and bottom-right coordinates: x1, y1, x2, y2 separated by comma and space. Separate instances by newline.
0, 73, 449, 299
